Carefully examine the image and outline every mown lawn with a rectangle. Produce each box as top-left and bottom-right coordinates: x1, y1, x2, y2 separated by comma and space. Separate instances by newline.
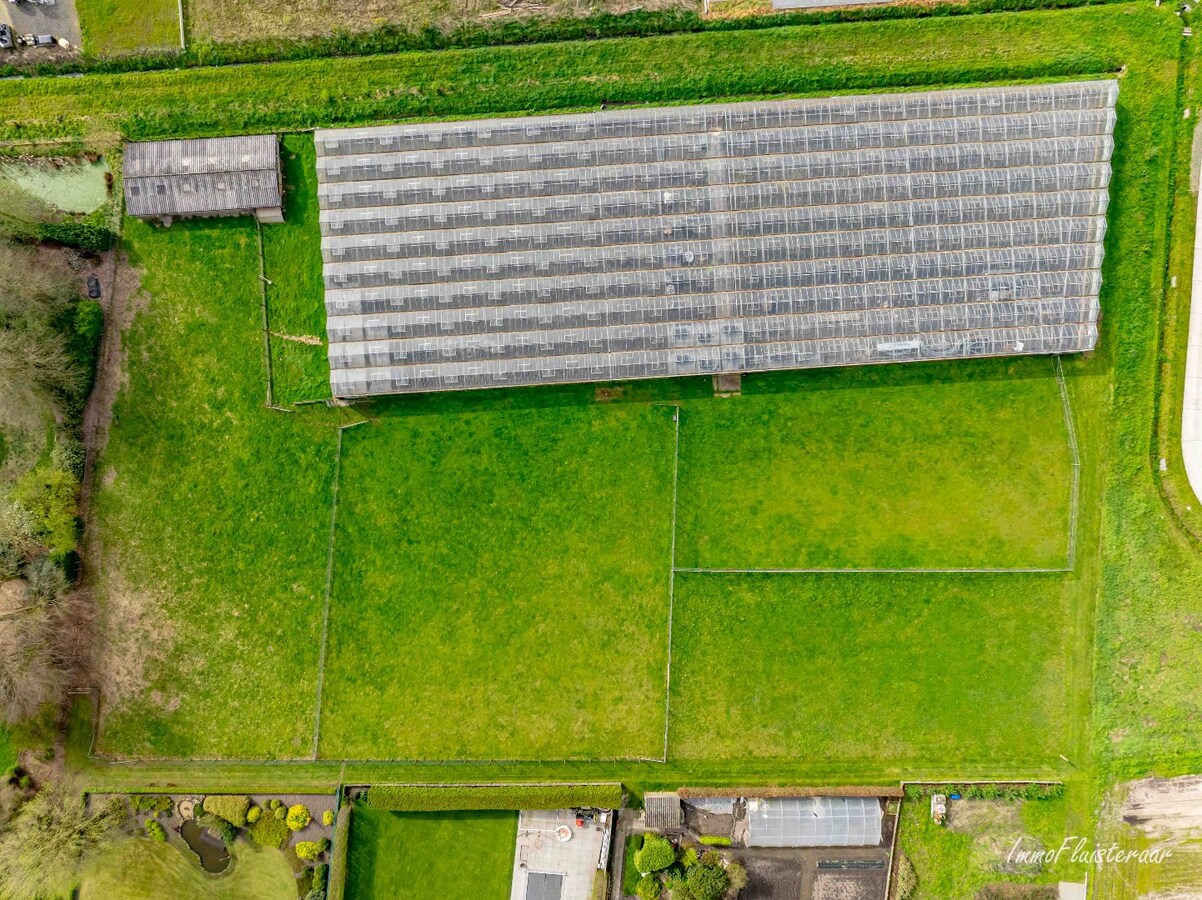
76, 0, 180, 55
676, 357, 1073, 570
262, 133, 331, 405
90, 218, 339, 759
81, 837, 295, 899
319, 404, 676, 760
345, 807, 516, 900
668, 571, 1079, 761
0, 726, 13, 772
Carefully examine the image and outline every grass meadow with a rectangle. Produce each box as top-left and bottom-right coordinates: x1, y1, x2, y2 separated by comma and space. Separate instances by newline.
676, 357, 1074, 570
58, 0, 1202, 821
344, 808, 516, 900
75, 0, 180, 55
319, 405, 677, 760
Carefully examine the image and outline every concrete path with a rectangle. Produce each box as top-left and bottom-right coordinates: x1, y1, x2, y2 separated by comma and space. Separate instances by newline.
1184, 186, 1202, 503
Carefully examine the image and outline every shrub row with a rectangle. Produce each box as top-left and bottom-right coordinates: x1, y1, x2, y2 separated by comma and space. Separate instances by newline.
903, 783, 1064, 802
36, 222, 115, 254
364, 783, 623, 811
0, 0, 1128, 80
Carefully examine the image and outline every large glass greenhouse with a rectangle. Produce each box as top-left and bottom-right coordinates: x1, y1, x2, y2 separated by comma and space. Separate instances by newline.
314, 80, 1117, 398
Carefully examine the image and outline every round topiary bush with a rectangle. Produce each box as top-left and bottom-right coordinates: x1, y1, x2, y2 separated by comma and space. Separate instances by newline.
269, 799, 282, 810
274, 806, 287, 820
286, 804, 312, 832
322, 809, 335, 827
296, 840, 324, 861
145, 819, 167, 842
635, 833, 676, 874
247, 806, 262, 824
635, 874, 662, 900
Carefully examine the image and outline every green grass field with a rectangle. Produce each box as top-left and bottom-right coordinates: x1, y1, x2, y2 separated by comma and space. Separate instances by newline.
676, 358, 1074, 570
76, 0, 180, 55
262, 134, 331, 405
668, 572, 1079, 761
81, 838, 295, 899
345, 807, 516, 900
90, 218, 339, 759
53, 0, 1202, 811
0, 726, 13, 772
319, 404, 676, 760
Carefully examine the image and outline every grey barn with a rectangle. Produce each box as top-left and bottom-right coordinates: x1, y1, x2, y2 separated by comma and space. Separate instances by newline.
314, 81, 1116, 398
124, 135, 284, 226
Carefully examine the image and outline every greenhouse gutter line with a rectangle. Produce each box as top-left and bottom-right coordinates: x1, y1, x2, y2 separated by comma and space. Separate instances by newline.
1182, 184, 1202, 503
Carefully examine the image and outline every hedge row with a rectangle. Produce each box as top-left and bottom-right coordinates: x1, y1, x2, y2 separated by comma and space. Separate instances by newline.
364, 783, 624, 811
326, 805, 352, 900
1, 0, 1128, 80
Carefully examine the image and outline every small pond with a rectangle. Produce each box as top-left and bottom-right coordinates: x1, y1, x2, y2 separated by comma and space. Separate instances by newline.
0, 159, 110, 215
178, 819, 231, 875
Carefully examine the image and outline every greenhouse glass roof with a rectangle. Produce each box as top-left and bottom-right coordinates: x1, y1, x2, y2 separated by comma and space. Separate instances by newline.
314, 80, 1116, 397
746, 797, 884, 848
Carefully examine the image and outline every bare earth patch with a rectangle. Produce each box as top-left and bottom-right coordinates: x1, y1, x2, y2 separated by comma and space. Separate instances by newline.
1124, 777, 1202, 839
948, 799, 1043, 876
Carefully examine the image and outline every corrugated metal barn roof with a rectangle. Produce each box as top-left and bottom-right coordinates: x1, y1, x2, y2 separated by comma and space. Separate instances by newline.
314, 81, 1117, 398
124, 135, 282, 218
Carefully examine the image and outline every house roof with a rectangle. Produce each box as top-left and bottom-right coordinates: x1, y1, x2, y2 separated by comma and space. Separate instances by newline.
123, 135, 282, 218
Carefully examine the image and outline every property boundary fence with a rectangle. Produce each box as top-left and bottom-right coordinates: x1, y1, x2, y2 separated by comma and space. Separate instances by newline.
254, 221, 276, 409
1055, 354, 1083, 570
662, 405, 682, 762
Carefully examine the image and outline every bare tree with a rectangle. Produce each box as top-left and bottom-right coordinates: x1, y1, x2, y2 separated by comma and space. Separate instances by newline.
0, 778, 126, 900
0, 585, 63, 726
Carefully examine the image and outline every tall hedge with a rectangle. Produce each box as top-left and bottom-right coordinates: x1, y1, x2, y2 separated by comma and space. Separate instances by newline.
364, 783, 623, 811
326, 805, 352, 900
202, 794, 251, 827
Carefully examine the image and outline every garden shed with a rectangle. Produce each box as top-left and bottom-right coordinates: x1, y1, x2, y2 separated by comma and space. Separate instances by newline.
643, 792, 684, 831
123, 135, 284, 226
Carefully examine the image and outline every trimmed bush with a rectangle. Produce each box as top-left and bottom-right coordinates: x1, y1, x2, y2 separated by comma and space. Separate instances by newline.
287, 803, 312, 831
685, 860, 729, 900
322, 809, 335, 827
269, 799, 282, 810
247, 806, 262, 824
365, 783, 623, 812
37, 222, 114, 253
145, 819, 167, 842
296, 840, 325, 861
680, 846, 699, 869
203, 794, 251, 827
635, 874, 662, 900
249, 812, 292, 849
635, 834, 675, 874
698, 835, 732, 847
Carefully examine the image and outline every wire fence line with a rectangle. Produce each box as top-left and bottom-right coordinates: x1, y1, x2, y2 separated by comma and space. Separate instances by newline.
1054, 355, 1083, 570
661, 404, 682, 763
310, 422, 357, 760
675, 565, 1072, 575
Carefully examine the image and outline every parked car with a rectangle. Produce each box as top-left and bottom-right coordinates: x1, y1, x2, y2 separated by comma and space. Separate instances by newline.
0, 24, 13, 50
